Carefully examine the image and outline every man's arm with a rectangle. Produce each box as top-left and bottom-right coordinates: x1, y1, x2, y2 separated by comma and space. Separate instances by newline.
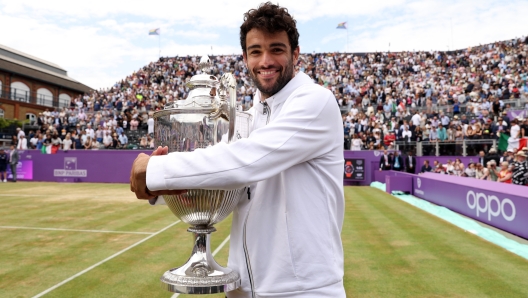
145, 86, 341, 193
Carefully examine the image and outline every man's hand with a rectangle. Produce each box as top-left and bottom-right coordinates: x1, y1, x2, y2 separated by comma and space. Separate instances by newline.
130, 146, 186, 200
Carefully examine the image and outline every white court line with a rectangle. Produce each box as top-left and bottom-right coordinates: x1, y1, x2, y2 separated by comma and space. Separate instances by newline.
0, 194, 45, 197
171, 234, 231, 298
0, 226, 155, 235
31, 220, 181, 298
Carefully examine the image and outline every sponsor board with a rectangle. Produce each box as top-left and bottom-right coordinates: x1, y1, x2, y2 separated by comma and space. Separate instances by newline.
344, 159, 365, 180
53, 157, 87, 177
7, 160, 33, 180
412, 174, 528, 239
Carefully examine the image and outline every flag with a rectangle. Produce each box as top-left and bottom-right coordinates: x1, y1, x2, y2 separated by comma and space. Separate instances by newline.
498, 133, 528, 152
336, 22, 347, 29
149, 28, 160, 35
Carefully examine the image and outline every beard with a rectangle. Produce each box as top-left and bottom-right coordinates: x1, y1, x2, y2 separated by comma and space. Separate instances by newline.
249, 56, 295, 98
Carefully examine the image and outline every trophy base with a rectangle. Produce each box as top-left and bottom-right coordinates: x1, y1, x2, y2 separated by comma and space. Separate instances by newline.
161, 227, 241, 294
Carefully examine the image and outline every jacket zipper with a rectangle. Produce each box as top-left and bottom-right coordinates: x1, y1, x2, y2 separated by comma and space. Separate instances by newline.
261, 101, 271, 124
243, 102, 271, 298
243, 198, 256, 298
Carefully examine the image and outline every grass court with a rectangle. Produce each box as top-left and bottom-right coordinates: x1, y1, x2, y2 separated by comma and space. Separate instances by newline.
1, 183, 527, 297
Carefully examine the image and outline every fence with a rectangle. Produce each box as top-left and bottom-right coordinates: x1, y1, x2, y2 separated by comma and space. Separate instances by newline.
340, 97, 527, 118
1, 85, 69, 109
395, 139, 497, 157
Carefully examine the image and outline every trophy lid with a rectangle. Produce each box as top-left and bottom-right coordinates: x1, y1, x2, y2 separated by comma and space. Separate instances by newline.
186, 56, 219, 89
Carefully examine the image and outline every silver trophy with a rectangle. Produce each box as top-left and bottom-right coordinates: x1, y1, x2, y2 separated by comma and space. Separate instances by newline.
152, 56, 252, 294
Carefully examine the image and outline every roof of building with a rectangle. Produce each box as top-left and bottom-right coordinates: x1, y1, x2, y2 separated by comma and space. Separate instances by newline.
0, 43, 92, 93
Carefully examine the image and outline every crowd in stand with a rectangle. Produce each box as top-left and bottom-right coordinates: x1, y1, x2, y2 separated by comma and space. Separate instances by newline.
420, 148, 528, 185
377, 147, 528, 185
340, 36, 528, 153
7, 36, 528, 155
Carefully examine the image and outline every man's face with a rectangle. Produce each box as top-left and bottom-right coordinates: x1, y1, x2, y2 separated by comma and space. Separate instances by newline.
243, 29, 299, 99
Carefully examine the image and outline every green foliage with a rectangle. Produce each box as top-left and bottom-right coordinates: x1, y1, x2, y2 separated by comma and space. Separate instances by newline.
0, 118, 24, 129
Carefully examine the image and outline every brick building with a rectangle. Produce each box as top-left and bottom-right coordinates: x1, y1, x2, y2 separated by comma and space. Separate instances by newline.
0, 43, 92, 124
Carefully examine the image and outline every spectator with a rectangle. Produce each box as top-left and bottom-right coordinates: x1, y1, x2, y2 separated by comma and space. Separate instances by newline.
130, 118, 139, 131
119, 133, 129, 148
465, 163, 476, 178
147, 115, 154, 136
17, 135, 28, 150
512, 151, 528, 185
497, 161, 513, 183
392, 151, 403, 171
487, 160, 499, 181
350, 133, 363, 151
0, 148, 7, 182
405, 151, 416, 174
50, 132, 62, 154
475, 163, 488, 179
63, 133, 73, 151
379, 150, 393, 171
103, 132, 113, 148
85, 123, 95, 139
8, 145, 19, 182
420, 160, 432, 173
29, 133, 39, 149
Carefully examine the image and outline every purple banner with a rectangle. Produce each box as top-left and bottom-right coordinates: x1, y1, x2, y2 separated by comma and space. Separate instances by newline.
508, 109, 528, 120
7, 160, 33, 180
17, 150, 150, 183
413, 173, 528, 239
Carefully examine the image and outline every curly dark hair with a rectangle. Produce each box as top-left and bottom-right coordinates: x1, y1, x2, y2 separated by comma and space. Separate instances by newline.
240, 2, 299, 53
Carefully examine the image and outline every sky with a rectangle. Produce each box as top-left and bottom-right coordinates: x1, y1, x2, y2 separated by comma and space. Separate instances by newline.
1, 0, 527, 90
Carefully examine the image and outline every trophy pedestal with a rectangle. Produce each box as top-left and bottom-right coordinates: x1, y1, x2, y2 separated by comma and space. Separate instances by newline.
161, 226, 241, 294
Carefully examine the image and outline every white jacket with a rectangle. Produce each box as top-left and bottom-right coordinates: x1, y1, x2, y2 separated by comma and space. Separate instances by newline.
147, 72, 345, 297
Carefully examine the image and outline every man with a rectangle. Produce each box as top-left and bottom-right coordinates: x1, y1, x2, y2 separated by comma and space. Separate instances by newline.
405, 151, 416, 174
392, 151, 404, 171
420, 160, 432, 173
119, 133, 128, 148
0, 148, 7, 182
478, 150, 486, 166
379, 149, 393, 171
512, 151, 528, 185
85, 123, 95, 140
8, 145, 19, 182
130, 3, 345, 298
437, 123, 447, 141
487, 148, 501, 165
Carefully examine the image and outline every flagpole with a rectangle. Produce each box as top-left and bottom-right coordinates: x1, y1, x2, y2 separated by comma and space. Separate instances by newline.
347, 19, 349, 53
346, 26, 348, 53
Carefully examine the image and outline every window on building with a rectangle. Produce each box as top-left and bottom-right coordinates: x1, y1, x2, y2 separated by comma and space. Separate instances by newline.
10, 82, 30, 102
59, 93, 71, 108
0, 109, 4, 119
0, 80, 3, 98
37, 88, 53, 107
26, 113, 37, 125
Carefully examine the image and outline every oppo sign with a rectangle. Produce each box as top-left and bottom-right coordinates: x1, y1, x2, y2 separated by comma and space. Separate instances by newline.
466, 191, 516, 222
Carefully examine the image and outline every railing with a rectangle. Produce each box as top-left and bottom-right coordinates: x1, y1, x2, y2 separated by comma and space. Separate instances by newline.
340, 97, 527, 116
395, 139, 497, 157
0, 85, 70, 109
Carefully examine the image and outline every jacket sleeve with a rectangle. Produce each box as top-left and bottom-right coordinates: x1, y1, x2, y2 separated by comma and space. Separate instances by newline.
146, 86, 341, 191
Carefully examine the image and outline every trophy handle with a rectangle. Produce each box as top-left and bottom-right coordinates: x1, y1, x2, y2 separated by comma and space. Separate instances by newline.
219, 73, 237, 143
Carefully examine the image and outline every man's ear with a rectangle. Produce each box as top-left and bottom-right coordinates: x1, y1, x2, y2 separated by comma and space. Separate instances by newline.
293, 46, 300, 64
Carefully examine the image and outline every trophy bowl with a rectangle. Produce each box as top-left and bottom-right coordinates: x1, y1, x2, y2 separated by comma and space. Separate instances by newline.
152, 56, 251, 294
